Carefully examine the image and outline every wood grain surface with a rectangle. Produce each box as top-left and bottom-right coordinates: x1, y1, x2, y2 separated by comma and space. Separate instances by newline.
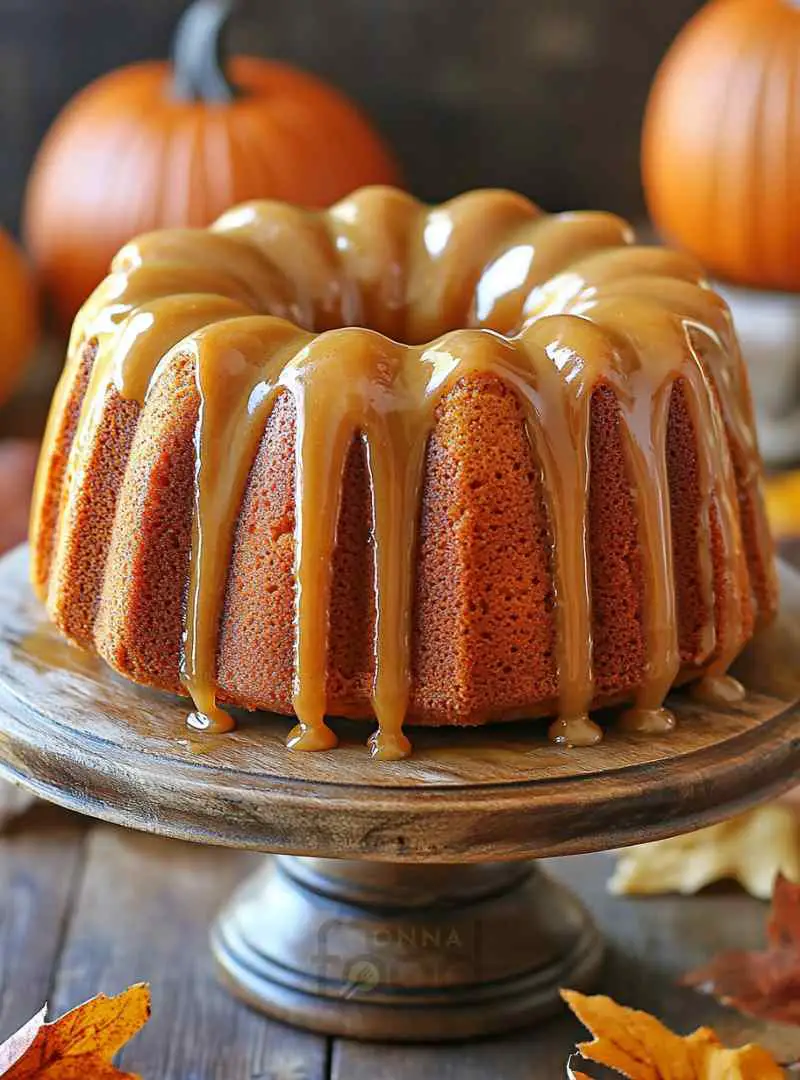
51, 828, 328, 1079
2, 812, 799, 1078
0, 798, 86, 1041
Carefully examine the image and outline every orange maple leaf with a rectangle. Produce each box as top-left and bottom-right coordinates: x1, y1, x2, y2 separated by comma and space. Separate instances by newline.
683, 874, 800, 1026
0, 984, 150, 1079
561, 989, 784, 1079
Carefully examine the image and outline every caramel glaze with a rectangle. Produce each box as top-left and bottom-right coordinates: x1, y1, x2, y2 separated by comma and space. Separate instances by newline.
690, 674, 747, 707
29, 187, 777, 759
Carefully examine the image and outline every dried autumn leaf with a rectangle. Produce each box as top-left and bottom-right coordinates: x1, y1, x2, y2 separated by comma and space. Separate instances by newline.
764, 471, 800, 541
561, 989, 784, 1079
1, 984, 150, 1079
683, 875, 800, 1027
609, 804, 800, 900
0, 1009, 45, 1075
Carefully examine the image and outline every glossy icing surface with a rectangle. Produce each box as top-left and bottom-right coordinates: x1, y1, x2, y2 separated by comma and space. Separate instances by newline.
31, 187, 774, 758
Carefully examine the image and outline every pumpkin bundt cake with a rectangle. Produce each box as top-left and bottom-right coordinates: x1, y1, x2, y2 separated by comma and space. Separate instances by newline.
29, 187, 777, 759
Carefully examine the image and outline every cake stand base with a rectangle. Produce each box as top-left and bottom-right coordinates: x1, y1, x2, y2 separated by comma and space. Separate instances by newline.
212, 856, 603, 1041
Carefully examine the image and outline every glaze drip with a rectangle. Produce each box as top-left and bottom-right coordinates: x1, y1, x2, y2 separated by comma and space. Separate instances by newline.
690, 674, 747, 707
30, 187, 775, 758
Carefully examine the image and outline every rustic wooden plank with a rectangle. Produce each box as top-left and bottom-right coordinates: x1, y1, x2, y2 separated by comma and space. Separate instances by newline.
50, 826, 329, 1080
332, 1003, 572, 1078
0, 798, 87, 1042
332, 1025, 568, 1079
332, 853, 800, 1078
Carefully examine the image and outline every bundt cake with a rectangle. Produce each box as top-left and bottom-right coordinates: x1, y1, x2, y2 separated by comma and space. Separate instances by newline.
29, 187, 777, 760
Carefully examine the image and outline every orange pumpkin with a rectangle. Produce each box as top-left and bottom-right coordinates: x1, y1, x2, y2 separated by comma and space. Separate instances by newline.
642, 0, 800, 292
23, 0, 402, 329
0, 229, 37, 406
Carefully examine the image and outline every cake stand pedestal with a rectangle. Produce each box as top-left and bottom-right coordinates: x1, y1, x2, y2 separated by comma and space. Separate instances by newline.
0, 545, 797, 1042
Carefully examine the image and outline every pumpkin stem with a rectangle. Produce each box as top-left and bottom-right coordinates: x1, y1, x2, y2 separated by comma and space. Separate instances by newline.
172, 0, 238, 103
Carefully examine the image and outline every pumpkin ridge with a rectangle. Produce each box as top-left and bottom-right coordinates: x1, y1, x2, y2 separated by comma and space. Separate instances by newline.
777, 12, 799, 284
749, 17, 783, 282
706, 16, 757, 279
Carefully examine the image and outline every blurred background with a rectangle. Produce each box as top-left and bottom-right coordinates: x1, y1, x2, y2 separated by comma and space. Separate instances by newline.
0, 0, 703, 231
0, 0, 798, 551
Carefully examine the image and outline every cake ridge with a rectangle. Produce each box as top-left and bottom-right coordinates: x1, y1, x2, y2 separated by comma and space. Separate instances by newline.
29, 186, 777, 759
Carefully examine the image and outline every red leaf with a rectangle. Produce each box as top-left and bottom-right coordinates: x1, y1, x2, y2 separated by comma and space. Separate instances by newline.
770, 875, 800, 951
683, 874, 800, 1026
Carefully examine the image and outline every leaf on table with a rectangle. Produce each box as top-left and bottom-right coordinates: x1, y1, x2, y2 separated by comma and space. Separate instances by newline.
0, 1010, 46, 1075
765, 471, 800, 540
609, 804, 800, 900
0, 984, 150, 1079
683, 875, 800, 1027
561, 989, 785, 1079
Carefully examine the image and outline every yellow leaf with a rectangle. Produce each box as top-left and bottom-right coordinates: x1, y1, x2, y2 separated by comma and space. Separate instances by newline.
688, 1034, 789, 1080
609, 804, 800, 900
562, 990, 696, 1079
561, 991, 785, 1080
2, 985, 150, 1080
764, 471, 800, 540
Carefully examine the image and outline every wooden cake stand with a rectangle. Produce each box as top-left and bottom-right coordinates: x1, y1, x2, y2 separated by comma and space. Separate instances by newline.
0, 545, 797, 1043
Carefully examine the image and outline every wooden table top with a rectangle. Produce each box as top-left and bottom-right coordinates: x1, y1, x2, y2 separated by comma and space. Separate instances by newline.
1, 804, 799, 1078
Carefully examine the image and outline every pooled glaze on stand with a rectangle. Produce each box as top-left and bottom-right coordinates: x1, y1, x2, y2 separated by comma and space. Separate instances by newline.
30, 187, 776, 759
691, 673, 747, 707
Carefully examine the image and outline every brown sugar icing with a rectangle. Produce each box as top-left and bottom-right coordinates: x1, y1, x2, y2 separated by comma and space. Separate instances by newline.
30, 187, 776, 759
